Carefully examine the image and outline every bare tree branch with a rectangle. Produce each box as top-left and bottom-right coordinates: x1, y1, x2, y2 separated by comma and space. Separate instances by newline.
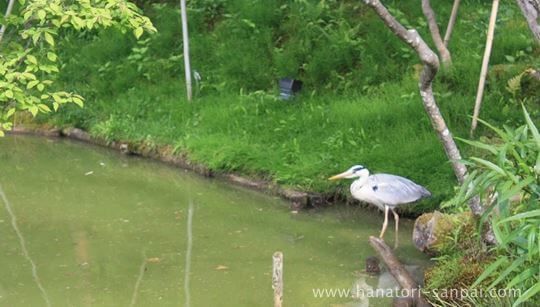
515, 0, 540, 42
444, 0, 461, 47
364, 0, 487, 217
421, 0, 452, 66
364, 0, 466, 183
471, 0, 500, 137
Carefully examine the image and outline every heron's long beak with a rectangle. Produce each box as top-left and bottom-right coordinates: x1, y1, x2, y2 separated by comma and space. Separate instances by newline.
328, 171, 351, 181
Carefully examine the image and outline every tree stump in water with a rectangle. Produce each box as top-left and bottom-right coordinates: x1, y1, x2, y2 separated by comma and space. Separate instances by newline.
365, 256, 381, 275
272, 252, 283, 307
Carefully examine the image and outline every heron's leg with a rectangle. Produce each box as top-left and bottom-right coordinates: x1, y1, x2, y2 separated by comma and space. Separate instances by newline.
391, 209, 399, 249
379, 205, 389, 239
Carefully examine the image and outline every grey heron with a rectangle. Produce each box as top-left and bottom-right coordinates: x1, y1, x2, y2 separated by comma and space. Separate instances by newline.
329, 165, 431, 247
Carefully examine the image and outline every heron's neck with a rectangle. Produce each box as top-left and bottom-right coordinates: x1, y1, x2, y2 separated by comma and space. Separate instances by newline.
352, 174, 369, 188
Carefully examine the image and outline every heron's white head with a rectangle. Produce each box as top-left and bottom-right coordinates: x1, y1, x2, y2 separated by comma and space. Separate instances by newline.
328, 165, 370, 180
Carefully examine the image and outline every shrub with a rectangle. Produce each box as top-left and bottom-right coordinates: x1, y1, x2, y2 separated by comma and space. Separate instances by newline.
450, 106, 540, 306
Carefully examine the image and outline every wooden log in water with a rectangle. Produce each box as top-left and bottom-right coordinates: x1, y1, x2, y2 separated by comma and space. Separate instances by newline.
368, 236, 430, 307
272, 252, 283, 307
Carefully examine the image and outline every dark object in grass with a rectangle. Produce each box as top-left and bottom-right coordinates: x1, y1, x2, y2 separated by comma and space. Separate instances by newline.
279, 78, 302, 100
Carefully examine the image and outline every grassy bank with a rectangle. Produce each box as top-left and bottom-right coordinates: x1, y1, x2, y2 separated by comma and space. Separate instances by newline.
46, 0, 539, 213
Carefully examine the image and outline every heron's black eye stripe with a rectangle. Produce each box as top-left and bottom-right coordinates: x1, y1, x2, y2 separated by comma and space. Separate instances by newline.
353, 166, 364, 172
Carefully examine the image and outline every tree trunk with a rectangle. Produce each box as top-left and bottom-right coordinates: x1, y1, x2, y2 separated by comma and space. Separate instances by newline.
421, 0, 452, 67
0, 0, 16, 44
471, 0, 499, 137
515, 0, 540, 42
444, 0, 461, 47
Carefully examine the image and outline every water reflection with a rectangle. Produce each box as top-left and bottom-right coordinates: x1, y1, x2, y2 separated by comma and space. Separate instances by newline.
0, 182, 51, 307
72, 230, 91, 306
129, 252, 147, 307
184, 199, 194, 307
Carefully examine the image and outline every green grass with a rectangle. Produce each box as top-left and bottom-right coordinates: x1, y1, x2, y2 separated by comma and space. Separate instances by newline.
45, 0, 539, 214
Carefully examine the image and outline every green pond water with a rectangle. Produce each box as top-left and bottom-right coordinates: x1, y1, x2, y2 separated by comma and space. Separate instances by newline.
0, 135, 430, 307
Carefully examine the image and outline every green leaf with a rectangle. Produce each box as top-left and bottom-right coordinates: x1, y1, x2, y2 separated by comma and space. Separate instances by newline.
522, 105, 540, 147
470, 157, 506, 176
37, 10, 46, 21
457, 137, 498, 155
0, 130, 4, 137
6, 108, 15, 119
27, 55, 38, 65
23, 10, 32, 21
21, 72, 36, 80
476, 118, 508, 141
498, 209, 540, 223
38, 104, 51, 112
506, 267, 538, 289
28, 105, 38, 117
5, 90, 13, 98
471, 256, 507, 288
498, 177, 534, 203
27, 80, 39, 89
487, 256, 525, 289
491, 221, 505, 245
44, 33, 55, 46
52, 93, 62, 103
134, 27, 143, 39
37, 84, 44, 91
72, 96, 84, 107
47, 52, 57, 62
32, 32, 41, 44
513, 282, 540, 307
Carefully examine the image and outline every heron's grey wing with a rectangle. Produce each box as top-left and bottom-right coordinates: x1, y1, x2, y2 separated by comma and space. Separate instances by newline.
368, 174, 431, 206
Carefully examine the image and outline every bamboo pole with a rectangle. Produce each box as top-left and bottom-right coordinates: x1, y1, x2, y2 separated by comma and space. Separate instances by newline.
471, 0, 499, 137
443, 0, 461, 47
272, 252, 283, 307
0, 0, 16, 44
180, 0, 192, 102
